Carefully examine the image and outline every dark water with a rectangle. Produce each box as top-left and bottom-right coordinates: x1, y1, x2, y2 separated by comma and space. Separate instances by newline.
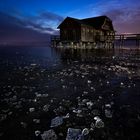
0, 46, 140, 140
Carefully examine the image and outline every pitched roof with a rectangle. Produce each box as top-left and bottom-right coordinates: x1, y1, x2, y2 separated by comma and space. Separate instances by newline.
58, 16, 114, 30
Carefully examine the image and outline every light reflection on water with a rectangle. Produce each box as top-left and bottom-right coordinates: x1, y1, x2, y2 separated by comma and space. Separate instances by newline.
0, 46, 140, 68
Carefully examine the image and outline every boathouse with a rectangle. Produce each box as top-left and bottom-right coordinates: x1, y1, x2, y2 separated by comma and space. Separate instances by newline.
52, 16, 115, 49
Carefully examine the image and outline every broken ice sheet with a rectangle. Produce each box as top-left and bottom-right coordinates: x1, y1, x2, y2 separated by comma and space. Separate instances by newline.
50, 116, 63, 128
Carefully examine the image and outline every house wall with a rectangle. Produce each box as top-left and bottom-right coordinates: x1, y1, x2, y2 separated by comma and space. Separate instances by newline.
59, 19, 81, 41
81, 24, 105, 42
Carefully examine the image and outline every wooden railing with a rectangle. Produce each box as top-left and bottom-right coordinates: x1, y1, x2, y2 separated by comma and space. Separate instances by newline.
51, 34, 140, 48
51, 35, 60, 41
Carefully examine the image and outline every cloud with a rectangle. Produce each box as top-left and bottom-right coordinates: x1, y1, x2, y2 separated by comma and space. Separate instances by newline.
0, 10, 64, 44
88, 0, 140, 33
0, 12, 51, 44
12, 10, 64, 34
39, 11, 64, 22
103, 9, 124, 21
103, 6, 140, 33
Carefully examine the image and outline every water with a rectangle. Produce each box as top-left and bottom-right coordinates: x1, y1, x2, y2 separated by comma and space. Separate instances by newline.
0, 46, 140, 140
0, 46, 61, 68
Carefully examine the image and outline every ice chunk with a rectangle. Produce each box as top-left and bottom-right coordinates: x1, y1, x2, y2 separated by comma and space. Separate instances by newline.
87, 80, 92, 84
94, 116, 100, 121
86, 101, 93, 108
82, 99, 89, 103
41, 129, 57, 140
50, 116, 63, 128
73, 109, 82, 114
95, 119, 104, 128
83, 91, 88, 95
82, 128, 89, 136
30, 63, 37, 66
33, 119, 40, 124
43, 104, 50, 112
112, 56, 115, 59
105, 109, 112, 118
0, 114, 7, 122
120, 82, 124, 86
63, 113, 70, 119
106, 81, 110, 85
66, 128, 81, 140
20, 122, 27, 128
105, 104, 111, 108
29, 108, 35, 112
35, 130, 41, 136
90, 122, 95, 129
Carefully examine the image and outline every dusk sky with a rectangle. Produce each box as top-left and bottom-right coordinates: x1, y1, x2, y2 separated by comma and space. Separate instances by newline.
0, 0, 140, 43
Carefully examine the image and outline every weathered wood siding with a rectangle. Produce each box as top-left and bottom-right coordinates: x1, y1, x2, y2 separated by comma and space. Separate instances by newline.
81, 24, 105, 42
81, 25, 94, 42
59, 19, 81, 41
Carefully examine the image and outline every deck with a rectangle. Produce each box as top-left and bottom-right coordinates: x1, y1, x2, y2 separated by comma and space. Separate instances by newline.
51, 34, 140, 49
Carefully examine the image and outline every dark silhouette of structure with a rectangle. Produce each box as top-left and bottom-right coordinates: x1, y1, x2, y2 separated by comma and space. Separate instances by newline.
52, 16, 115, 49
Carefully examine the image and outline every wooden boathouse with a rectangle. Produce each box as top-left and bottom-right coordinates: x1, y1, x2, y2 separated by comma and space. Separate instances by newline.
51, 16, 115, 49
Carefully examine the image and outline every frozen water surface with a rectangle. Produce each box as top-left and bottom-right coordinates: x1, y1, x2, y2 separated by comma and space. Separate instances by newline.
0, 46, 140, 140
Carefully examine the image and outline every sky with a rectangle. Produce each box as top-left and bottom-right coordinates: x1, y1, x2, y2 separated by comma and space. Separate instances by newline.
0, 0, 140, 44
